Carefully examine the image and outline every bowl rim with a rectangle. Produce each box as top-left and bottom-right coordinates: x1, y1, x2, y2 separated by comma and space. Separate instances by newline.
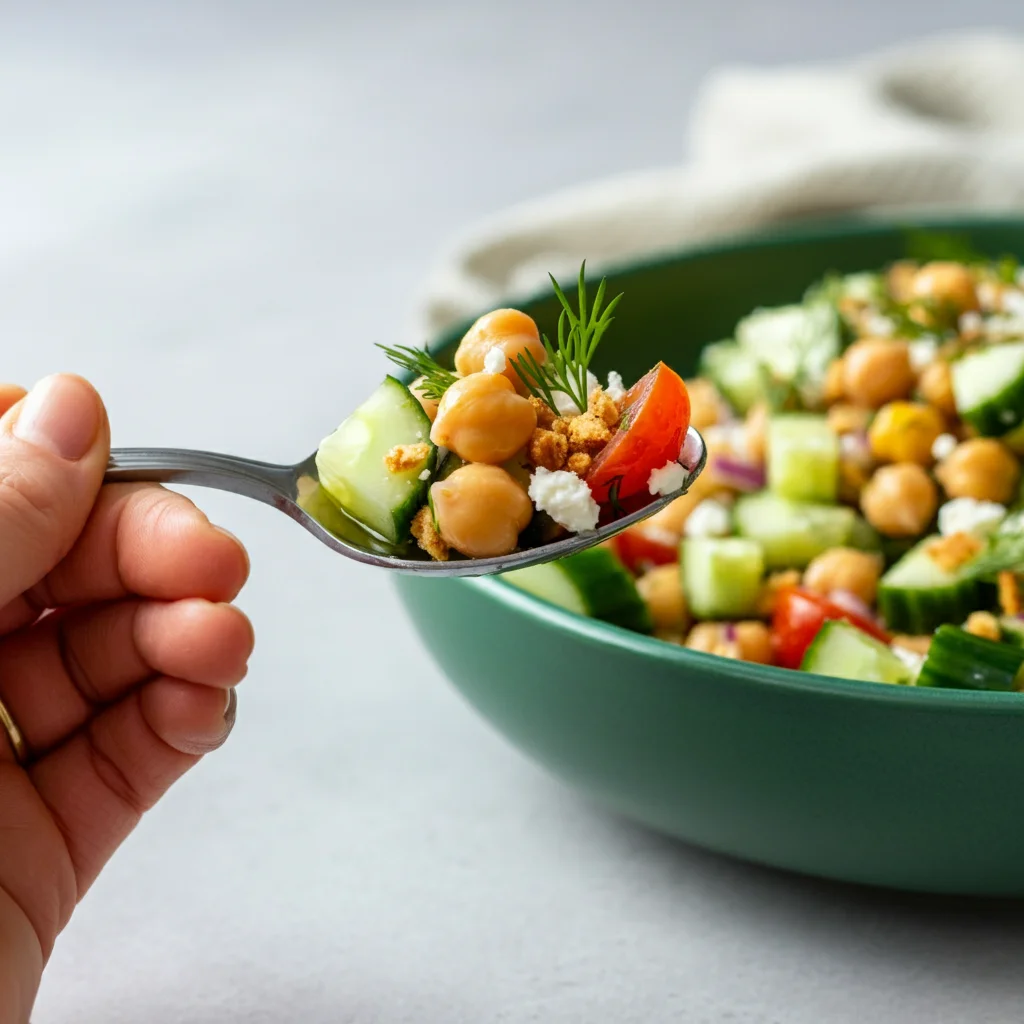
428, 209, 1024, 713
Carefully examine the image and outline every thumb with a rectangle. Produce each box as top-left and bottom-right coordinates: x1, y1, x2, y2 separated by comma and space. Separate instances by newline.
0, 374, 110, 608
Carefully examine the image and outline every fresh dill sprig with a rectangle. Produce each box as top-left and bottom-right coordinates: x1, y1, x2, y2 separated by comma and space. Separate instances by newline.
512, 262, 623, 414
376, 343, 458, 401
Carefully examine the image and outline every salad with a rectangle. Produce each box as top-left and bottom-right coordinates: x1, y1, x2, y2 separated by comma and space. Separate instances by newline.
508, 247, 1024, 693
314, 265, 693, 564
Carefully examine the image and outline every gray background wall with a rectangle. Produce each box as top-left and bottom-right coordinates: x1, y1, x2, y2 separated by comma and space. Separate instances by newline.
4, 3, 1024, 1021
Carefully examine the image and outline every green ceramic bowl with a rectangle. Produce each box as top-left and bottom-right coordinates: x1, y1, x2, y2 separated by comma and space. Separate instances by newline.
395, 214, 1024, 896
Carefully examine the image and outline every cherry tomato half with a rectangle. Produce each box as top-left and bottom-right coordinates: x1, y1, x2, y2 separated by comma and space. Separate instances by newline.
772, 586, 890, 670
611, 525, 679, 574
586, 362, 691, 505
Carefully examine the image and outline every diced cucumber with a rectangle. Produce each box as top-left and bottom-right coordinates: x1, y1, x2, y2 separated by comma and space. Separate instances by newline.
767, 414, 839, 503
1001, 417, 1024, 456
699, 340, 765, 414
999, 617, 1024, 648
435, 450, 465, 482
733, 492, 856, 569
316, 376, 436, 545
917, 624, 1024, 692
736, 301, 840, 404
877, 536, 980, 634
952, 340, 1024, 436
503, 547, 652, 633
799, 620, 913, 685
847, 514, 883, 554
681, 537, 764, 619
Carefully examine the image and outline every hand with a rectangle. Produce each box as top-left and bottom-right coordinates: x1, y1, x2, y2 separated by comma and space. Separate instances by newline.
0, 375, 253, 1022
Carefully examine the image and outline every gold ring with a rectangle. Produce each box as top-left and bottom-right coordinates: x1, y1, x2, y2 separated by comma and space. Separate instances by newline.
0, 696, 28, 766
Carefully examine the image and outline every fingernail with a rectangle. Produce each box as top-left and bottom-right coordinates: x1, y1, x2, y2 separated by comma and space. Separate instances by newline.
13, 375, 101, 460
223, 688, 238, 730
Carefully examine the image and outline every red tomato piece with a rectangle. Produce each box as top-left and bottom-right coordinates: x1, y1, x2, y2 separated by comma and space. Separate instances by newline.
772, 587, 890, 670
611, 525, 679, 574
586, 362, 691, 504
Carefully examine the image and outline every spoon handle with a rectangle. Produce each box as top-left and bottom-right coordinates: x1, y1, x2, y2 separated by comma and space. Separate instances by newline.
106, 448, 298, 506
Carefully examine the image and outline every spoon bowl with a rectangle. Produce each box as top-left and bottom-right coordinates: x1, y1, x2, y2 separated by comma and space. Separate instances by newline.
104, 427, 705, 577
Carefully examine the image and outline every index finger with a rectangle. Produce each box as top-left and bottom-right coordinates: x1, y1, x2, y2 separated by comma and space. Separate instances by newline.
27, 483, 250, 611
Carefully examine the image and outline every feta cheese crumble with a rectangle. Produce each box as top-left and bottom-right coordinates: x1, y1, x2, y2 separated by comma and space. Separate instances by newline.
483, 347, 507, 374
605, 370, 626, 403
908, 338, 938, 373
648, 460, 687, 497
527, 468, 600, 533
1003, 290, 1024, 318
937, 497, 1006, 538
864, 314, 895, 337
683, 499, 732, 538
931, 433, 958, 462
704, 422, 751, 459
552, 372, 600, 416
891, 645, 925, 678
958, 310, 984, 336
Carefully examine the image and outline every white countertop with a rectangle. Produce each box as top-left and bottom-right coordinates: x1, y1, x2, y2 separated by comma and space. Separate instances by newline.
6, 2, 1024, 1021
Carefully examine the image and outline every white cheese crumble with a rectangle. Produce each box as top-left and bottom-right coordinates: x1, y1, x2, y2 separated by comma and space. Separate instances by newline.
908, 338, 938, 372
418, 469, 431, 481
891, 645, 925, 678
483, 347, 507, 374
704, 422, 751, 459
958, 310, 984, 336
605, 370, 626, 402
683, 498, 732, 538
937, 497, 1006, 538
1003, 290, 1024, 318
931, 433, 958, 462
864, 314, 895, 337
648, 460, 687, 497
527, 468, 600, 533
552, 371, 599, 416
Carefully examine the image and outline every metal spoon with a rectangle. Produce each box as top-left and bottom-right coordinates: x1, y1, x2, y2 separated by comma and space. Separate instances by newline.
103, 427, 706, 577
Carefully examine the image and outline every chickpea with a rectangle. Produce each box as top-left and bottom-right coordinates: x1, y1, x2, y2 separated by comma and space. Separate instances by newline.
636, 564, 690, 633
892, 634, 932, 656
454, 308, 546, 395
823, 358, 846, 406
802, 547, 883, 605
916, 359, 956, 417
685, 378, 725, 431
842, 339, 914, 408
430, 463, 533, 558
685, 621, 772, 664
827, 403, 873, 437
744, 402, 769, 463
860, 462, 938, 537
410, 376, 439, 422
934, 438, 1020, 504
886, 261, 918, 305
430, 372, 537, 464
867, 401, 944, 465
910, 261, 979, 326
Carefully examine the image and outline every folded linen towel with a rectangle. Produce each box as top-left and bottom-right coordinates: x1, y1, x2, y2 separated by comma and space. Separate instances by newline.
415, 33, 1024, 339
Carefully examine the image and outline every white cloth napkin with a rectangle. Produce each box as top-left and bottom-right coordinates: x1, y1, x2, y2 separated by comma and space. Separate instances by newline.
415, 32, 1024, 339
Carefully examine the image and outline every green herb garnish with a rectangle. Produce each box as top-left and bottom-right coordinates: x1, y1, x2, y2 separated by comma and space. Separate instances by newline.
513, 261, 623, 414
376, 344, 458, 401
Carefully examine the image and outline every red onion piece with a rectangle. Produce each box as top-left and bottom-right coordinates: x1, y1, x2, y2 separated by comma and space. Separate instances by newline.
828, 589, 877, 622
710, 455, 766, 492
723, 622, 737, 643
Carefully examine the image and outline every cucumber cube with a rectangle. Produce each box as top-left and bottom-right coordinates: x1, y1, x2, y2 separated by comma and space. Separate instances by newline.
682, 537, 765, 619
